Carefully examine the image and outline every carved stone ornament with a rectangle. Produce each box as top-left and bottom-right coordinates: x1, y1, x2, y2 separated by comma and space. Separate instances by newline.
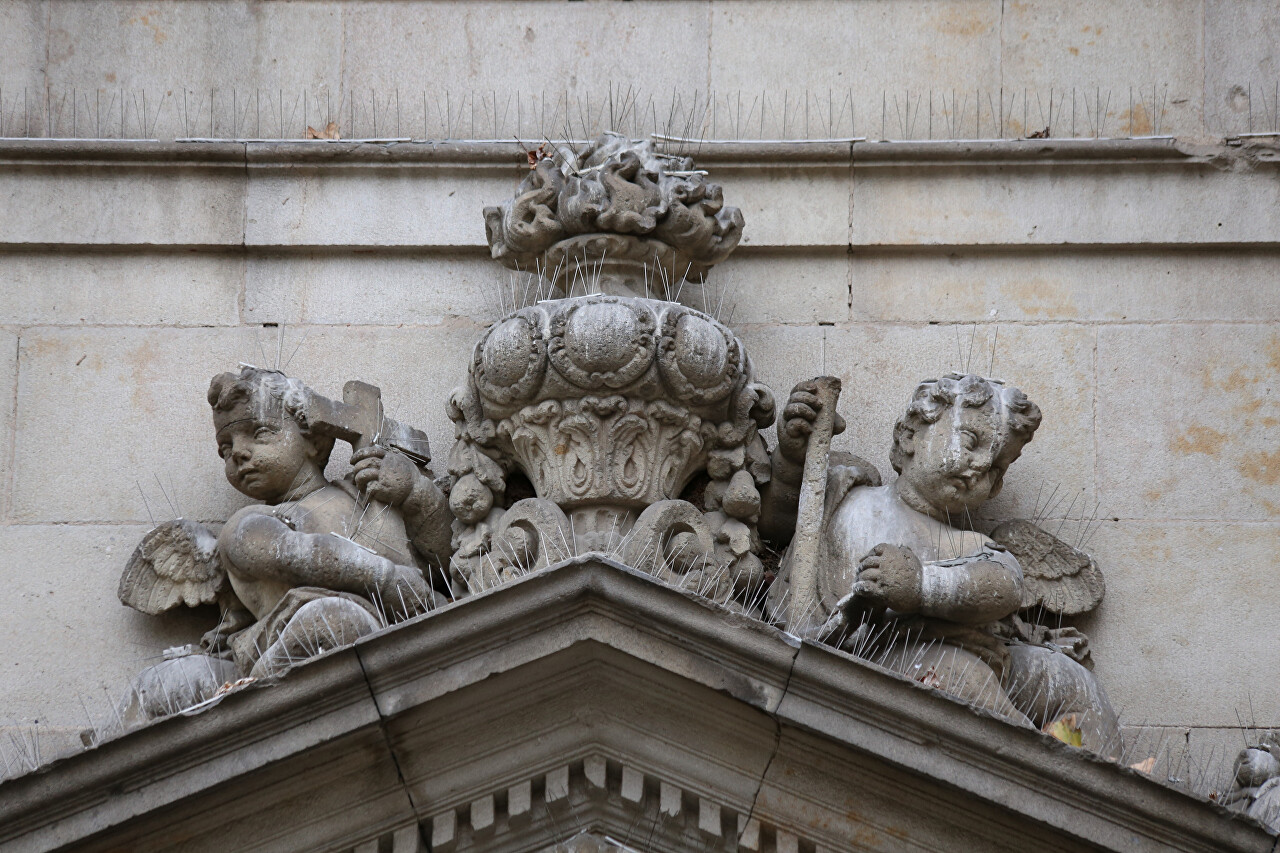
483, 133, 745, 297
769, 372, 1121, 753
115, 367, 454, 721
1225, 733, 1280, 832
446, 294, 775, 599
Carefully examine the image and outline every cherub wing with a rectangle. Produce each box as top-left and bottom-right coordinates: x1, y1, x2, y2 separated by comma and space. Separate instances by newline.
117, 519, 226, 615
989, 519, 1105, 616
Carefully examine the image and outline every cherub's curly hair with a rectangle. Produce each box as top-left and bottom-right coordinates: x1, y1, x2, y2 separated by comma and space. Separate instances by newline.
889, 372, 1042, 475
208, 367, 335, 467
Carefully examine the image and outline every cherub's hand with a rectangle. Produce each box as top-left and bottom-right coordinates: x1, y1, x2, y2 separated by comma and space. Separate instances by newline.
778, 379, 846, 465
352, 446, 418, 507
856, 544, 923, 613
1044, 626, 1090, 662
377, 564, 432, 621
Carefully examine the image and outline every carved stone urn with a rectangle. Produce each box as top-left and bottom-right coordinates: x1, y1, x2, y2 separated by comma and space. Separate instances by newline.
447, 295, 774, 590
451, 136, 771, 599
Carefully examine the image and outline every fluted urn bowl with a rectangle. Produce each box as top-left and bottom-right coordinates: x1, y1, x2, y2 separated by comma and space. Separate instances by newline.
452, 295, 772, 512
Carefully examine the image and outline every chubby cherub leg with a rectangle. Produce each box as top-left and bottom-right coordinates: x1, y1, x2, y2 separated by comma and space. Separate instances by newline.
885, 641, 1034, 727
250, 597, 382, 679
1003, 644, 1120, 755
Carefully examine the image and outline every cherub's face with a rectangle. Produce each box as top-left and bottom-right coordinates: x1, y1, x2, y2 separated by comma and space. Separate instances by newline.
216, 416, 316, 502
899, 402, 1013, 516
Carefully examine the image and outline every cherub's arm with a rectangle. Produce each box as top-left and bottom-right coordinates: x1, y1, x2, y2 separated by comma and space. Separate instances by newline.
759, 380, 874, 545
854, 543, 1024, 624
351, 447, 453, 566
219, 509, 427, 613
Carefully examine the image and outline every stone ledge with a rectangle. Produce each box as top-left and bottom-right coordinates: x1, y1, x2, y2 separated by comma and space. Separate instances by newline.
0, 558, 1270, 853
0, 136, 1276, 170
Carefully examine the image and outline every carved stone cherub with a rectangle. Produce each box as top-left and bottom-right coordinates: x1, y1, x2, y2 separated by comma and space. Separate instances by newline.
118, 367, 452, 716
1225, 733, 1280, 831
766, 373, 1117, 751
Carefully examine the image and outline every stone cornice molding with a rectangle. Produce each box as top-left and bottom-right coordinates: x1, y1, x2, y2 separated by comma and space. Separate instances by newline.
0, 558, 1271, 852
0, 137, 1276, 171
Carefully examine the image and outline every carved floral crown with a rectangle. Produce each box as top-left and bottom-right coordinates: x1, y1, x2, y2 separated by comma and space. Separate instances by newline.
483, 134, 745, 298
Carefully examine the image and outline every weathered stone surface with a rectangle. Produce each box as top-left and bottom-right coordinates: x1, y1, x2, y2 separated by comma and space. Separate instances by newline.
1097, 324, 1280, 520
339, 1, 710, 125
851, 248, 1280, 323
44, 1, 344, 134
1086, 521, 1280, 726
0, 2, 46, 124
724, 165, 850, 247
11, 323, 481, 523
12, 326, 261, 523
0, 250, 242, 325
1, 165, 246, 245
709, 1, 1002, 135
0, 329, 16, 519
243, 251, 500, 325
0, 524, 213, 724
851, 165, 1280, 247
1000, 0, 1206, 138
713, 250, 849, 325
733, 324, 826, 408
244, 166, 515, 247
1205, 0, 1280, 135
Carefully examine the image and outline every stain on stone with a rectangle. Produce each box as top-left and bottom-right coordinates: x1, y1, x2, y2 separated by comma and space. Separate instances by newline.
1003, 278, 1077, 318
1170, 425, 1228, 456
1240, 449, 1280, 486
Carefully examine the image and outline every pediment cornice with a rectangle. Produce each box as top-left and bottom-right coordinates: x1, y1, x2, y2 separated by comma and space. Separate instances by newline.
0, 558, 1271, 852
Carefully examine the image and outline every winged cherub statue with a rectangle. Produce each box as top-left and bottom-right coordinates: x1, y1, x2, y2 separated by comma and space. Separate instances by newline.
116, 367, 452, 717
765, 373, 1118, 752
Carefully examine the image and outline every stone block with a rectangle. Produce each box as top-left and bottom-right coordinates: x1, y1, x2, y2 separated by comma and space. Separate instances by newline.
0, 250, 242, 325
818, 323, 1096, 522
851, 248, 1280, 323
0, 2, 47, 127
720, 165, 850, 248
10, 322, 483, 523
0, 165, 246, 246
469, 794, 493, 831
1096, 324, 1280, 520
1000, 0, 1206, 138
850, 164, 1280, 247
44, 1, 344, 137
545, 765, 569, 801
338, 1, 709, 137
243, 250, 500, 326
12, 326, 261, 524
659, 780, 681, 816
1085, 521, 1280, 727
1205, 0, 1280, 135
0, 524, 215, 725
507, 779, 531, 817
244, 166, 518, 247
709, 1, 1002, 139
710, 250, 849, 325
734, 325, 826, 409
0, 329, 15, 518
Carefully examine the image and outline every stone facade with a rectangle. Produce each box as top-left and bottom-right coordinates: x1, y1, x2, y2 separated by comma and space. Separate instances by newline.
1, 0, 1279, 826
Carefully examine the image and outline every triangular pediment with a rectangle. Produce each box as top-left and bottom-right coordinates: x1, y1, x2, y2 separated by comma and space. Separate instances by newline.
0, 558, 1269, 853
